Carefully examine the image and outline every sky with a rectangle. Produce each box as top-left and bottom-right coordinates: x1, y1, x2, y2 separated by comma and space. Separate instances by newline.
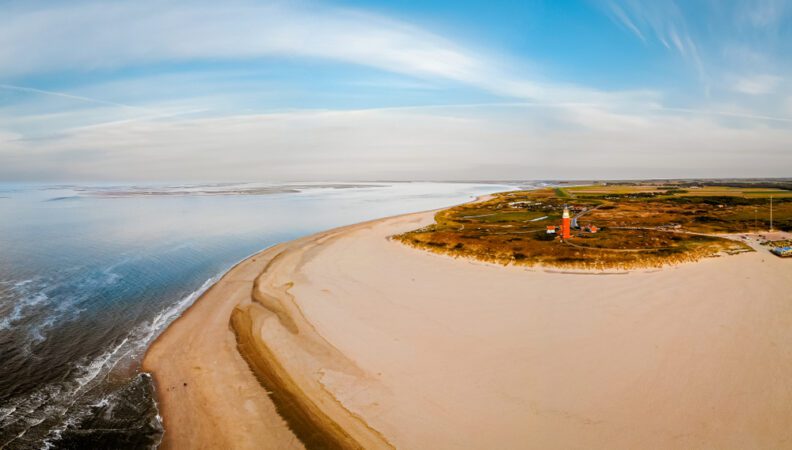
0, 0, 790, 182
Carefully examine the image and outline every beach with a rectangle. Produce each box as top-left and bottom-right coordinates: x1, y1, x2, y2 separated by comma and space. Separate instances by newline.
144, 204, 792, 449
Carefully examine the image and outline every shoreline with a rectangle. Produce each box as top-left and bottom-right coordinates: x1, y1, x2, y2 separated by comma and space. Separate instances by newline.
142, 241, 300, 449
141, 200, 470, 449
144, 197, 792, 449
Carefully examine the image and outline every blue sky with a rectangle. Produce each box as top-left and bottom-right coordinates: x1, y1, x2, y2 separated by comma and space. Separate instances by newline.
0, 0, 790, 181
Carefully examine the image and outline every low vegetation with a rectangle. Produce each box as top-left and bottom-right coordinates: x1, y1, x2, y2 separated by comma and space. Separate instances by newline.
395, 184, 791, 269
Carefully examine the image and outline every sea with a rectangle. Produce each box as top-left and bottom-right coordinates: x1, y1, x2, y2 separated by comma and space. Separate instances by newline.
0, 181, 527, 449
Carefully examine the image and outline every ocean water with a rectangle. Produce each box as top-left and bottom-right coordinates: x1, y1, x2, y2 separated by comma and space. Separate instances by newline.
0, 181, 524, 449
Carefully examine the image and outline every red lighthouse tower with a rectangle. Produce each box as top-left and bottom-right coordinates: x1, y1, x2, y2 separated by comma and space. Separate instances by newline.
561, 206, 571, 239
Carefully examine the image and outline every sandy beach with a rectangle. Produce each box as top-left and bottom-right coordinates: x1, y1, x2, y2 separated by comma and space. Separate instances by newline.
144, 204, 792, 449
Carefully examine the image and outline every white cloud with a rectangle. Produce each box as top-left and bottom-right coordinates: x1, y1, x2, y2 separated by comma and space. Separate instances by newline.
0, 0, 666, 109
731, 74, 782, 95
0, 2, 509, 96
606, 1, 645, 41
737, 0, 788, 29
598, 1, 704, 79
1, 5, 370, 70
2, 106, 790, 181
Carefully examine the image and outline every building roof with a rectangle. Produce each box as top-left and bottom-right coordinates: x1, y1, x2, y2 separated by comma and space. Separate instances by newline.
771, 246, 792, 256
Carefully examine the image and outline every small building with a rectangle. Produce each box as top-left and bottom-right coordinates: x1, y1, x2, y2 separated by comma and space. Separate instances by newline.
546, 225, 557, 234
771, 246, 792, 257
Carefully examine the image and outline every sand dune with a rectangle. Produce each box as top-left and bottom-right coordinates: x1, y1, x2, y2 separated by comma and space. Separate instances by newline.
144, 206, 792, 449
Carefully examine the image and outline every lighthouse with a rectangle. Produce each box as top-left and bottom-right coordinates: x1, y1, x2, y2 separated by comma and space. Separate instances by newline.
561, 206, 571, 239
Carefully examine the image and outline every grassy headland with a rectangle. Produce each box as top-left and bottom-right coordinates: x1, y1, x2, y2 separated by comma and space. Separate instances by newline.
395, 184, 792, 269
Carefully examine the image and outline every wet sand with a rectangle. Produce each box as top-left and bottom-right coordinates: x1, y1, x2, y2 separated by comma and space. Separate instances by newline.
144, 206, 792, 449
142, 246, 304, 449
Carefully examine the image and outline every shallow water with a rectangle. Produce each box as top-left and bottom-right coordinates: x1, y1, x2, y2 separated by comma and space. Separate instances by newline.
0, 181, 525, 449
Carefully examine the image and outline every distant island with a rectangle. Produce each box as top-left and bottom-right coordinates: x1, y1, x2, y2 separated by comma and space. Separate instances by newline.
396, 183, 791, 269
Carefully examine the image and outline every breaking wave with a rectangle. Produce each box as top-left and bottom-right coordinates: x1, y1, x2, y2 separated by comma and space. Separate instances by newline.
0, 276, 217, 449
0, 265, 123, 346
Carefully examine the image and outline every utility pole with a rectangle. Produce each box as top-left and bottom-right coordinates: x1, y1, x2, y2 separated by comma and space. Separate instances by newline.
770, 195, 774, 232
754, 206, 758, 231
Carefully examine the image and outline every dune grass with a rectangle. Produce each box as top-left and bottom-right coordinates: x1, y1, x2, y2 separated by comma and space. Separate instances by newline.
395, 185, 791, 269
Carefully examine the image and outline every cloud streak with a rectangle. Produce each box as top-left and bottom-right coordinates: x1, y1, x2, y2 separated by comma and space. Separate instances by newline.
0, 84, 152, 112
0, 0, 657, 108
599, 1, 705, 79
0, 2, 509, 93
2, 105, 790, 181
731, 75, 782, 95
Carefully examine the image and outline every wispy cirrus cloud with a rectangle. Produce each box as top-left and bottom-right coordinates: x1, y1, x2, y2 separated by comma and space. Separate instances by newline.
0, 84, 153, 112
606, 1, 646, 42
4, 0, 788, 124
597, 1, 705, 80
598, 0, 792, 115
600, 1, 695, 53
737, 0, 789, 29
0, 1, 530, 98
0, 0, 670, 138
0, 0, 684, 111
731, 74, 783, 95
